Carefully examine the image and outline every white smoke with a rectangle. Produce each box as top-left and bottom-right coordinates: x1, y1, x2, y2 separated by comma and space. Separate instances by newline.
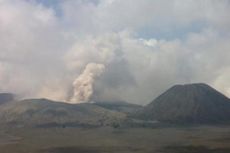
70, 63, 105, 103
0, 0, 230, 105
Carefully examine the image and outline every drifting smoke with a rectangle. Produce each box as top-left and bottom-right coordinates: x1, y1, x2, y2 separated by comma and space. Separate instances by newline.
70, 63, 105, 103
1, 0, 230, 105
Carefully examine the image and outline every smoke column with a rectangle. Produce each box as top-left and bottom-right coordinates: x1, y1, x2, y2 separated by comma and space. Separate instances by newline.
70, 63, 105, 103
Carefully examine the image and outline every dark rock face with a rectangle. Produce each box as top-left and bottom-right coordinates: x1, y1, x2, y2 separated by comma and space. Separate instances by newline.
0, 93, 14, 105
141, 83, 230, 124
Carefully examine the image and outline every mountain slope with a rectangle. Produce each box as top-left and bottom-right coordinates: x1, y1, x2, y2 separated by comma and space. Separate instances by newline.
140, 83, 230, 124
94, 101, 142, 114
0, 99, 126, 127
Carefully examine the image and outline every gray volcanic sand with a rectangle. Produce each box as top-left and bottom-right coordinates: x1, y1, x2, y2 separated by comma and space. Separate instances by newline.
0, 126, 230, 153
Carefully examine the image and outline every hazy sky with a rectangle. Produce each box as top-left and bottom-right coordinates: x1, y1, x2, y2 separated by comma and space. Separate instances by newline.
0, 0, 230, 104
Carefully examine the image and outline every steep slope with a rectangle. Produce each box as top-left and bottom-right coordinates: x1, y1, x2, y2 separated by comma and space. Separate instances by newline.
0, 99, 126, 127
141, 83, 230, 124
0, 93, 15, 105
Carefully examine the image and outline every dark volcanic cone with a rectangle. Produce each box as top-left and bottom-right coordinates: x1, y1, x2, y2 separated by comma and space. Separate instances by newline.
141, 83, 230, 124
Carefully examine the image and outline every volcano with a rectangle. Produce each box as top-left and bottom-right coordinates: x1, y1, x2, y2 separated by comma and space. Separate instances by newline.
140, 83, 230, 124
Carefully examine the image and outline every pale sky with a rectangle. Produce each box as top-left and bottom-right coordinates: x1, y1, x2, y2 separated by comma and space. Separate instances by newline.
0, 0, 230, 104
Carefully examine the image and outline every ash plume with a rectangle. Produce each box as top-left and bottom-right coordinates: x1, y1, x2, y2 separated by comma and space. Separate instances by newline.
70, 63, 105, 103
1, 0, 230, 105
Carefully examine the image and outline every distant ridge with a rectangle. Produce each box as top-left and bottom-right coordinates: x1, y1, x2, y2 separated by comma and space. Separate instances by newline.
94, 101, 142, 114
0, 98, 126, 127
139, 83, 230, 124
0, 93, 15, 105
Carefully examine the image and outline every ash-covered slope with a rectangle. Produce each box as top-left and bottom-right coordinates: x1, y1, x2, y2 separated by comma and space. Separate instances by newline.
141, 83, 230, 124
94, 101, 142, 114
0, 99, 126, 127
